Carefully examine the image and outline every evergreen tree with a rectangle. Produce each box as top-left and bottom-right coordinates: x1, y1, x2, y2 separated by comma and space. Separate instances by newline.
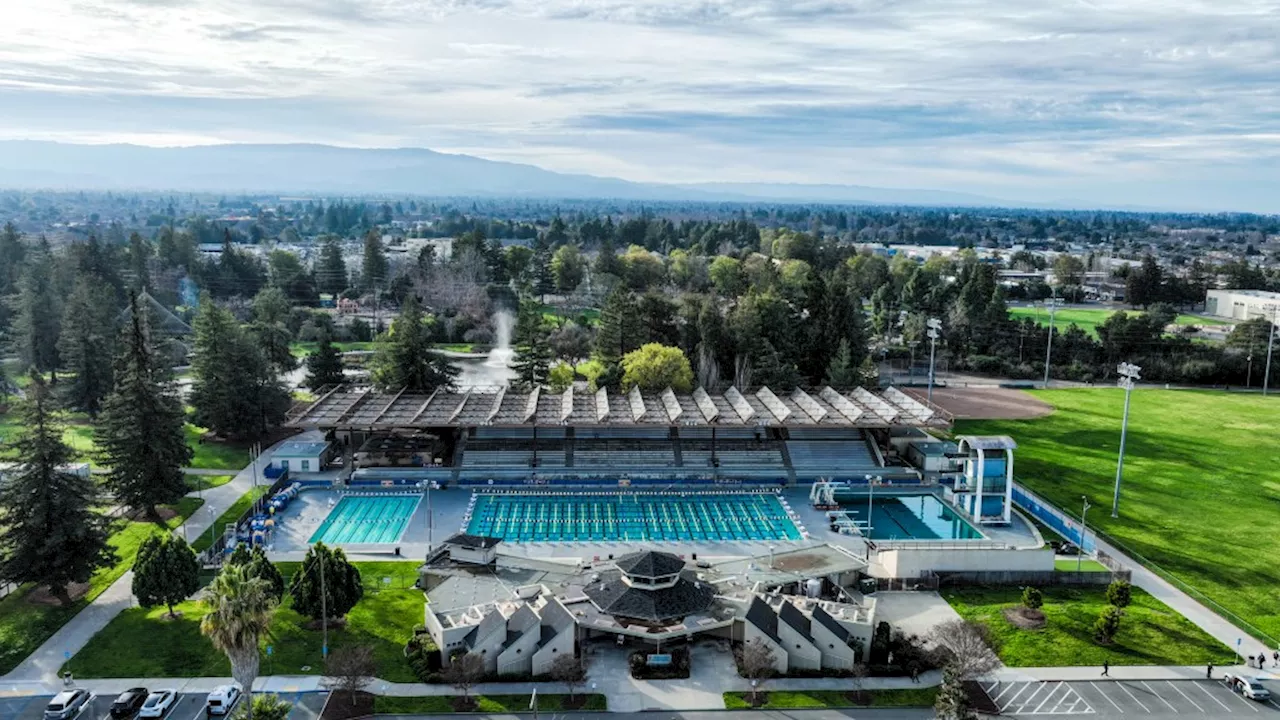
10, 243, 61, 372
0, 221, 28, 297
227, 544, 286, 601
0, 376, 113, 604
190, 297, 292, 439
305, 324, 346, 389
316, 235, 348, 295
824, 339, 860, 388
511, 300, 553, 391
133, 534, 200, 618
288, 543, 364, 621
97, 293, 194, 518
369, 295, 457, 393
531, 236, 554, 300
251, 288, 297, 374
57, 277, 117, 416
934, 666, 976, 720
127, 232, 152, 292
593, 287, 641, 365
360, 229, 389, 292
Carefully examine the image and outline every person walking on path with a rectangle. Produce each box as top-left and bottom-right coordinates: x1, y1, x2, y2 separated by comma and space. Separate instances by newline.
1207, 661, 1214, 679
1101, 660, 1109, 677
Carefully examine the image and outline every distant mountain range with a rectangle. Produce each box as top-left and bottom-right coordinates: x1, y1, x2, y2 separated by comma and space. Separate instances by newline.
0, 140, 1021, 207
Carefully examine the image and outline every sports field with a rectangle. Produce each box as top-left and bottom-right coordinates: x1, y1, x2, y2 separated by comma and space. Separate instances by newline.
1008, 307, 1229, 338
957, 388, 1280, 645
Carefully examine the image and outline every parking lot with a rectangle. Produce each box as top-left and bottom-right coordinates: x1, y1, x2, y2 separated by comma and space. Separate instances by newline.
982, 679, 1280, 718
0, 691, 327, 720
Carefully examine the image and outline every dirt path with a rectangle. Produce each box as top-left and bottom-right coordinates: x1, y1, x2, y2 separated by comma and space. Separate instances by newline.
908, 387, 1055, 420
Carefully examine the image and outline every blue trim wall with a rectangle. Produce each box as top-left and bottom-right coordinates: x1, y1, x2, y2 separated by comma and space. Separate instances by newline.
1012, 483, 1096, 552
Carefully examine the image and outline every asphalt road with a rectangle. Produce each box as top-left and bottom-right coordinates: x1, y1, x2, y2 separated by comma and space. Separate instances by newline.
377, 712, 934, 720
981, 678, 1280, 719
0, 691, 326, 720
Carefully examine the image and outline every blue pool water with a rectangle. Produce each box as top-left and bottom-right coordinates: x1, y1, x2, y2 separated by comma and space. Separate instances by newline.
836, 493, 982, 540
310, 495, 420, 545
466, 492, 802, 542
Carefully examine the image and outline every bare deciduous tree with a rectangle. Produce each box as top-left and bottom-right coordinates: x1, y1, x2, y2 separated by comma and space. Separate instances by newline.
442, 652, 485, 700
850, 662, 869, 703
930, 619, 1001, 679
549, 653, 588, 701
739, 638, 777, 706
325, 644, 378, 705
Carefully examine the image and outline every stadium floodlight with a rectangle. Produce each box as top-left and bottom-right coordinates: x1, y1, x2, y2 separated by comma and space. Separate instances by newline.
1043, 298, 1061, 389
1112, 362, 1141, 518
926, 318, 942, 404
1078, 495, 1091, 572
1264, 305, 1279, 397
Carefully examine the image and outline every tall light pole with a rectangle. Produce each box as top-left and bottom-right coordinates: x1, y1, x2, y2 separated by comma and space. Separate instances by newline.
926, 318, 942, 404
1043, 298, 1060, 389
864, 474, 881, 538
1112, 362, 1140, 518
1264, 305, 1278, 397
1078, 495, 1091, 572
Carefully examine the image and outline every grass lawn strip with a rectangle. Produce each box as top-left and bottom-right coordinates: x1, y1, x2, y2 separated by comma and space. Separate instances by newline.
373, 694, 607, 714
1008, 307, 1230, 339
184, 424, 251, 470
63, 561, 424, 682
722, 688, 937, 709
185, 474, 235, 492
957, 388, 1280, 645
945, 585, 1234, 667
0, 498, 203, 675
1054, 558, 1109, 572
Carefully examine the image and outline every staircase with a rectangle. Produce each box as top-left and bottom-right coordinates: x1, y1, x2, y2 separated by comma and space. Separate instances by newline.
670, 427, 684, 468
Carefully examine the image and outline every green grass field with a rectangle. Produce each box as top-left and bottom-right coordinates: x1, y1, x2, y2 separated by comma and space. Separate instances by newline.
185, 474, 235, 492
63, 561, 424, 681
0, 498, 203, 674
945, 586, 1233, 666
958, 388, 1280, 645
723, 688, 937, 709
183, 425, 251, 471
1055, 558, 1109, 572
374, 694, 606, 713
1008, 307, 1230, 338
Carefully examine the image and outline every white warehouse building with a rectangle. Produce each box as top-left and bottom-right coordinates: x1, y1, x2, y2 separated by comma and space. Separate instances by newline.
1205, 289, 1280, 321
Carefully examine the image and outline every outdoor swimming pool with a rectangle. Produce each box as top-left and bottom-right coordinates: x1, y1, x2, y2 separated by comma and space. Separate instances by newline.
466, 491, 803, 542
309, 494, 421, 545
837, 493, 983, 540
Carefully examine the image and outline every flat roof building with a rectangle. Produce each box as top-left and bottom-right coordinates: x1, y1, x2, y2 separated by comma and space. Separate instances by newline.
1205, 289, 1280, 321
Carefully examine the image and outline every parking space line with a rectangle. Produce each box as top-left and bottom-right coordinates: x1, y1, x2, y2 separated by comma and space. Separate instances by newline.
1167, 682, 1204, 712
1228, 689, 1261, 713
1091, 682, 1125, 713
1116, 682, 1151, 713
1005, 682, 1038, 710
994, 682, 1021, 703
1035, 682, 1064, 713
1195, 683, 1232, 712
1019, 682, 1050, 712
1142, 681, 1178, 713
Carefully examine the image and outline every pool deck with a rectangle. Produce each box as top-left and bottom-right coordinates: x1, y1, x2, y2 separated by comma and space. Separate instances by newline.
264, 485, 1041, 563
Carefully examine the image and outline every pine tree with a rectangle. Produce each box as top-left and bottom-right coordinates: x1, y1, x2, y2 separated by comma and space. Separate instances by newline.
316, 236, 348, 295
190, 297, 292, 440
593, 287, 641, 365
511, 301, 553, 391
97, 293, 194, 518
824, 339, 860, 388
360, 229, 388, 292
305, 325, 345, 389
133, 534, 200, 618
57, 278, 117, 416
0, 221, 28, 296
0, 376, 113, 604
933, 666, 976, 720
369, 295, 457, 393
11, 243, 61, 373
288, 543, 364, 621
127, 232, 152, 292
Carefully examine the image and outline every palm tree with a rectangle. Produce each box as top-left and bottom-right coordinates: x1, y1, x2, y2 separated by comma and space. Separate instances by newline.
201, 563, 277, 719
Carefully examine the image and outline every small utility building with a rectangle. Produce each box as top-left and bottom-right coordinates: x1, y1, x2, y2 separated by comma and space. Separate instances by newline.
270, 440, 332, 474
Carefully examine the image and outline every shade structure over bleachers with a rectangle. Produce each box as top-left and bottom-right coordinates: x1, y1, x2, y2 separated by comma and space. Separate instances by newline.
287, 384, 952, 431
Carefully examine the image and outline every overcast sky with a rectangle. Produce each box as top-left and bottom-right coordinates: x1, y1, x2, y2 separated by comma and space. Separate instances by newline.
3, 0, 1279, 211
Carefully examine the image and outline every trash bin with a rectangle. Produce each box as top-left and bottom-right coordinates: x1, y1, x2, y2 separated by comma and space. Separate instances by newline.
62, 671, 74, 687
858, 577, 878, 595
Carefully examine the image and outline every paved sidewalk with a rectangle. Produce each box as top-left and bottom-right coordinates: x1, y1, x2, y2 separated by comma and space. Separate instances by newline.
992, 663, 1279, 683
0, 431, 318, 688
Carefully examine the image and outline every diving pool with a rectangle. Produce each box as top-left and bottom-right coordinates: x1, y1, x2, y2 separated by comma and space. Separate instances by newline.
837, 493, 982, 540
466, 491, 802, 543
309, 494, 420, 545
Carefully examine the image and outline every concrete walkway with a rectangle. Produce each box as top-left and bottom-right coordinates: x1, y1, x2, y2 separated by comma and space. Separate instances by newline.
0, 431, 318, 690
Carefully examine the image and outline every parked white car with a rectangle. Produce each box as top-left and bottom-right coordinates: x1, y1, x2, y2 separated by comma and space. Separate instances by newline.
1225, 674, 1271, 701
43, 690, 92, 720
137, 690, 177, 719
204, 684, 242, 716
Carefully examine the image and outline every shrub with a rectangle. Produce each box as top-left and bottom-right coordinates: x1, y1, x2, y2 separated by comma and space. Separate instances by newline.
1106, 580, 1131, 609
1093, 607, 1122, 643
1021, 586, 1043, 610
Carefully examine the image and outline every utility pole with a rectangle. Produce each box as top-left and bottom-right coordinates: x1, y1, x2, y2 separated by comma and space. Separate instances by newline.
1112, 362, 1141, 518
864, 474, 881, 539
1078, 495, 1091, 572
1265, 305, 1278, 397
1043, 297, 1060, 389
926, 318, 942, 404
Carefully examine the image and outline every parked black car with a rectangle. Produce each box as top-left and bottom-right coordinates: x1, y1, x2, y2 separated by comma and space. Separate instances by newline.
110, 688, 150, 718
